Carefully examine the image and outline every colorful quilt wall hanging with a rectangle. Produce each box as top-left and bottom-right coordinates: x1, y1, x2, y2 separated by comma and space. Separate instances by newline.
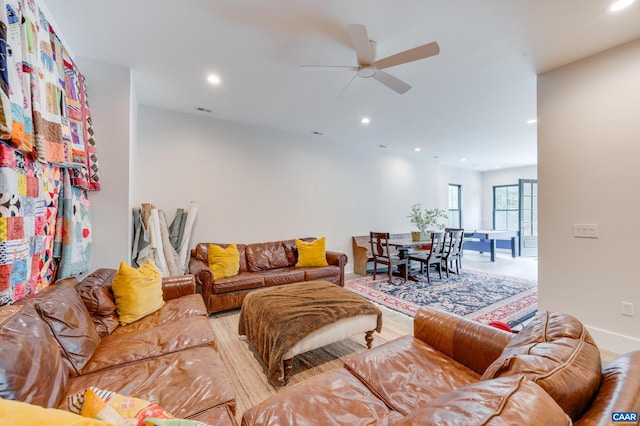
0, 141, 61, 306
53, 167, 91, 280
0, 0, 101, 189
0, 0, 99, 305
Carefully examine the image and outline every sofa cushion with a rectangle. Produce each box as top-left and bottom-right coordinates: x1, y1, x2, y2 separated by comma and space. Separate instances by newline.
246, 241, 290, 271
35, 285, 102, 376
76, 284, 119, 337
0, 304, 69, 407
109, 294, 208, 334
241, 369, 404, 426
261, 268, 305, 287
208, 243, 240, 279
111, 260, 165, 326
481, 311, 601, 421
395, 375, 571, 425
295, 237, 329, 267
212, 272, 265, 294
344, 335, 480, 415
64, 346, 235, 420
82, 316, 217, 374
281, 239, 299, 265
76, 282, 117, 317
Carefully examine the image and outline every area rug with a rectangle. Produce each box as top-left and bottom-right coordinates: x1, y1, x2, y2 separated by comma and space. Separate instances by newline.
345, 269, 537, 326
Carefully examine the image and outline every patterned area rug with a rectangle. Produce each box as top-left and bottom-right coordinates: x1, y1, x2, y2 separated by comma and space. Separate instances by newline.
345, 269, 537, 326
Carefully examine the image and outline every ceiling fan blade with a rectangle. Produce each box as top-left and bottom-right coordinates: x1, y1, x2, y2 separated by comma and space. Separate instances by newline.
347, 24, 373, 65
300, 65, 359, 72
373, 70, 411, 94
374, 41, 440, 70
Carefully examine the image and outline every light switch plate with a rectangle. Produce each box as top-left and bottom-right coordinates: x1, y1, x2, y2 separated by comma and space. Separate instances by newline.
574, 224, 599, 238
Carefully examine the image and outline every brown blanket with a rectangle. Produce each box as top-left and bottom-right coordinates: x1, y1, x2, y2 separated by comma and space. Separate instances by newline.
238, 280, 382, 383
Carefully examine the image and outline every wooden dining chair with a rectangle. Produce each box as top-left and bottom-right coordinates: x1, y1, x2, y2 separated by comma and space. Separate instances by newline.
443, 229, 464, 277
409, 231, 446, 283
369, 232, 408, 284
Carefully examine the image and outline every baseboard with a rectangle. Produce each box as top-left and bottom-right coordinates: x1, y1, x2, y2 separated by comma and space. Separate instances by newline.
586, 325, 640, 356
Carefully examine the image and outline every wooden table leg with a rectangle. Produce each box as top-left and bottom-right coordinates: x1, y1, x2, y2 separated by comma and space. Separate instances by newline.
365, 330, 374, 349
282, 358, 293, 384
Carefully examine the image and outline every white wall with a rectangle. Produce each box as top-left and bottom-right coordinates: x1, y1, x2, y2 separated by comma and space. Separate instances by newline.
134, 106, 482, 271
77, 58, 133, 272
480, 166, 538, 230
538, 38, 640, 353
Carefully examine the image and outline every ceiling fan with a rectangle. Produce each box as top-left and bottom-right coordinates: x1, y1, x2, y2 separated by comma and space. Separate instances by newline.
301, 24, 440, 95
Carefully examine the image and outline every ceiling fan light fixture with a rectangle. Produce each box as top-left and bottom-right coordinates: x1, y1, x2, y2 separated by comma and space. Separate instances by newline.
358, 67, 376, 78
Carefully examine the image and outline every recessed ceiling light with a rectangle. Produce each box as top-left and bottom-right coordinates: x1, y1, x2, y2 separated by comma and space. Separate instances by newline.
207, 74, 221, 85
610, 0, 634, 11
527, 119, 537, 124
361, 117, 370, 124
460, 158, 467, 162
414, 148, 421, 152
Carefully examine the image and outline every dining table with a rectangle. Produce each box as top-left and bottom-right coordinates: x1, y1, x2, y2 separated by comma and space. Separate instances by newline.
387, 239, 433, 281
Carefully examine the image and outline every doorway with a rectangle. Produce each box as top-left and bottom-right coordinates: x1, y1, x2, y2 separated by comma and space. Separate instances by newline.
519, 179, 538, 257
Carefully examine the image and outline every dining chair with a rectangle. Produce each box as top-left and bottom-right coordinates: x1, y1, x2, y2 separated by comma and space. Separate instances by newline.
409, 231, 446, 283
369, 232, 408, 284
443, 229, 464, 277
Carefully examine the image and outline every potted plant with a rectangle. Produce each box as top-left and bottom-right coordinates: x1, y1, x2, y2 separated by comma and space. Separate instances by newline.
407, 204, 449, 241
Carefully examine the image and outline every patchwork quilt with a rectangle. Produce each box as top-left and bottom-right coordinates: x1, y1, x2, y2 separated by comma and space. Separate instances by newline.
0, 0, 100, 305
0, 142, 60, 305
53, 167, 91, 279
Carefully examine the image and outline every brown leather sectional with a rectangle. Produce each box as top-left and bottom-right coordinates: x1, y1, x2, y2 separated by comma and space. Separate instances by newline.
0, 269, 237, 425
242, 307, 640, 425
189, 238, 348, 313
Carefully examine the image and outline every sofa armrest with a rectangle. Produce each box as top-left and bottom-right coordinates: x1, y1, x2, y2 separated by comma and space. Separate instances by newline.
161, 274, 196, 300
189, 257, 213, 304
326, 251, 348, 287
413, 306, 513, 375
575, 351, 640, 425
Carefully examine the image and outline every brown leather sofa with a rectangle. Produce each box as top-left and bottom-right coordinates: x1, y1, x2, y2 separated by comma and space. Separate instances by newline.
189, 238, 348, 314
242, 307, 640, 425
0, 269, 237, 425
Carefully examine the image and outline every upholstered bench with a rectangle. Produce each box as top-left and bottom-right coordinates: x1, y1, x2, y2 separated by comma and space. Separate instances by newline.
238, 280, 382, 384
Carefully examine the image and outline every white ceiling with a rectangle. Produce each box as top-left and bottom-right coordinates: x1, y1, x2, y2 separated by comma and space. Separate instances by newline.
44, 0, 640, 171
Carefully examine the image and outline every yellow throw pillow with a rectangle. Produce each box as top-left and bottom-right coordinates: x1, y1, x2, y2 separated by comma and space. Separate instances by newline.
295, 237, 329, 267
0, 398, 108, 425
208, 244, 240, 279
111, 260, 165, 326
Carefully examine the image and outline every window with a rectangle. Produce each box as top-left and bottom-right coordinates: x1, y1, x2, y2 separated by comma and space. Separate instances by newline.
448, 184, 461, 228
493, 185, 519, 231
